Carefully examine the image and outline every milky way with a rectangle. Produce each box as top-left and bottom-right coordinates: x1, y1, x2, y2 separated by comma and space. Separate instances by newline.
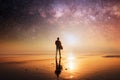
0, 0, 120, 51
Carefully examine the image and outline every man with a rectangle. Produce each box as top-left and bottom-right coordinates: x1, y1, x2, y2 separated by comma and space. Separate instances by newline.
55, 37, 63, 58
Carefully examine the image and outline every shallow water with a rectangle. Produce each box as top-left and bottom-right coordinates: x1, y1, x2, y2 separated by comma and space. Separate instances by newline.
0, 54, 120, 80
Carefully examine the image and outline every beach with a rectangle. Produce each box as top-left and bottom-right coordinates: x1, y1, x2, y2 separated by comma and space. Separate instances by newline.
0, 54, 120, 80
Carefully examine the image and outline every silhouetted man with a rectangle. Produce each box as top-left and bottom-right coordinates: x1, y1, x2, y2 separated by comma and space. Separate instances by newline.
55, 37, 63, 58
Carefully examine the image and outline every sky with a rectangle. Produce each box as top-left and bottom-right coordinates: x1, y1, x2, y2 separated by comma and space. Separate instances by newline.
0, 0, 120, 53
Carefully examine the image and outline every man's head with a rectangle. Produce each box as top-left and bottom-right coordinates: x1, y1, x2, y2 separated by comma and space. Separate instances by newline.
57, 37, 59, 40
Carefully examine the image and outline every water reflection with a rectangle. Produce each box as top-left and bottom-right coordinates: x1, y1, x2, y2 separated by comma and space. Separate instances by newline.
55, 57, 63, 78
0, 55, 120, 80
66, 54, 75, 72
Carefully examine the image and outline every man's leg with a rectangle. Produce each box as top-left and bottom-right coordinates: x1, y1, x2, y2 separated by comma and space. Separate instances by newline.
59, 49, 61, 58
56, 48, 58, 58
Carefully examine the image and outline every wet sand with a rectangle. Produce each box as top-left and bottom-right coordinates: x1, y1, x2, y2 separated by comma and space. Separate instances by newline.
0, 54, 120, 80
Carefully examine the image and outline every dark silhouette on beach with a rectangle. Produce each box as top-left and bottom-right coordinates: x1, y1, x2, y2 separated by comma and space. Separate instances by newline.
55, 37, 63, 58
55, 57, 63, 78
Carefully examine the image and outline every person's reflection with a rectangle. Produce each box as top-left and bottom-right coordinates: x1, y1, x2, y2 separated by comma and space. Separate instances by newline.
55, 57, 63, 78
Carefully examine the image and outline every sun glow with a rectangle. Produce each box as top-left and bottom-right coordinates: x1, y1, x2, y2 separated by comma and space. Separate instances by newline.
63, 33, 78, 46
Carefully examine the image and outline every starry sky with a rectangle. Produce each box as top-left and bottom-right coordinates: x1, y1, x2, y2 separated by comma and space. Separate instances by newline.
0, 0, 120, 53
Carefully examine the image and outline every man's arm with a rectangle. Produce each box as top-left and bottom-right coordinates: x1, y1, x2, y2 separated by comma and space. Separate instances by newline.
55, 41, 57, 45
